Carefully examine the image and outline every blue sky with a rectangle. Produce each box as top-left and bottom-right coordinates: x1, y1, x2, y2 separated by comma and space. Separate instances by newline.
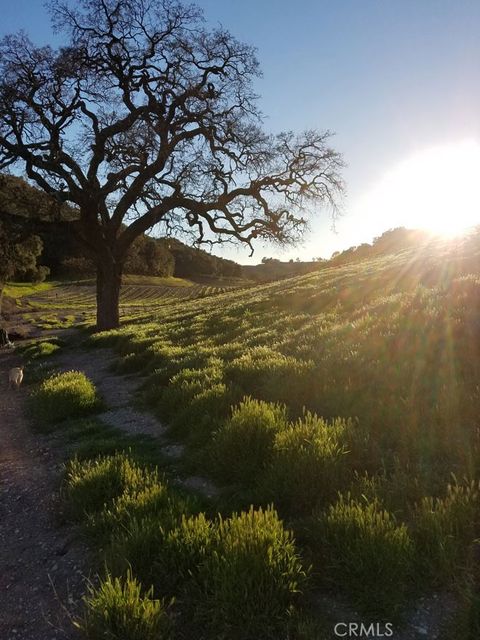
1, 0, 479, 263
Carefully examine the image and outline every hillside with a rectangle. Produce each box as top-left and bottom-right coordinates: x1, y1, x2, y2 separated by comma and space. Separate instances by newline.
27, 234, 470, 632
94, 237, 480, 464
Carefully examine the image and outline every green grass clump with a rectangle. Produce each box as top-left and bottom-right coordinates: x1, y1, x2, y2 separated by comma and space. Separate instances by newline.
209, 397, 288, 486
35, 341, 60, 357
17, 336, 63, 360
108, 514, 208, 595
31, 370, 100, 425
64, 451, 188, 556
76, 571, 172, 640
412, 480, 479, 586
167, 382, 240, 446
104, 501, 306, 639
310, 494, 414, 616
4, 281, 53, 297
23, 340, 60, 359
156, 361, 224, 421
93, 480, 182, 543
258, 413, 352, 516
65, 449, 305, 638
64, 452, 160, 521
152, 513, 216, 596
35, 314, 75, 329
194, 506, 308, 640
226, 347, 314, 409
86, 329, 127, 349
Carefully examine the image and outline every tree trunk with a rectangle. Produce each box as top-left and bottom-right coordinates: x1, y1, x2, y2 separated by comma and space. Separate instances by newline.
96, 254, 123, 331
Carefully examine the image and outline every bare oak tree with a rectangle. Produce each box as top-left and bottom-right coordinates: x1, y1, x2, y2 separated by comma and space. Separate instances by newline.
0, 0, 344, 330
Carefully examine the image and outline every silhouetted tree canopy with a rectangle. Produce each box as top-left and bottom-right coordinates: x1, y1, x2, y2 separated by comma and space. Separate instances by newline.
0, 0, 343, 329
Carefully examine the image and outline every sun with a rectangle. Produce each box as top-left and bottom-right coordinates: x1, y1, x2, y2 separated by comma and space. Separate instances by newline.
355, 140, 480, 237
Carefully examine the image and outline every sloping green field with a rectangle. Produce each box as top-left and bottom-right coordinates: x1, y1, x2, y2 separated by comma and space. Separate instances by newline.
24, 239, 480, 633
84, 238, 480, 627
96, 241, 480, 472
14, 278, 247, 330
26, 280, 244, 312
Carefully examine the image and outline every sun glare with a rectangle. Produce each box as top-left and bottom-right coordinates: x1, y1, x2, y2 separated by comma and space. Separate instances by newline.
355, 140, 480, 237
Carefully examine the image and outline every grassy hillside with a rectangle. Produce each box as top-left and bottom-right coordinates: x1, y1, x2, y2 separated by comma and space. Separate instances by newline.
21, 236, 480, 634
4, 281, 54, 298
18, 278, 247, 319
80, 236, 480, 628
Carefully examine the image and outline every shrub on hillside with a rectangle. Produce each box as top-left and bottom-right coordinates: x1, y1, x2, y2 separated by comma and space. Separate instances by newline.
94, 480, 186, 542
108, 505, 306, 640
310, 494, 414, 616
226, 346, 314, 409
169, 383, 240, 444
76, 571, 172, 640
107, 517, 171, 588
32, 370, 100, 425
412, 480, 479, 586
64, 452, 168, 522
153, 513, 216, 596
194, 506, 308, 640
258, 413, 352, 516
209, 397, 288, 486
23, 340, 60, 359
156, 362, 223, 422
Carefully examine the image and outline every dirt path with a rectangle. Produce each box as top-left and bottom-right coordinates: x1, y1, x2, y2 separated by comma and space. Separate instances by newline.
52, 342, 219, 498
52, 347, 164, 437
0, 349, 88, 640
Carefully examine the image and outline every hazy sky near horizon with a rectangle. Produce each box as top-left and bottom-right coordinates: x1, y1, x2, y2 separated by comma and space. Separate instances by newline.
1, 0, 479, 264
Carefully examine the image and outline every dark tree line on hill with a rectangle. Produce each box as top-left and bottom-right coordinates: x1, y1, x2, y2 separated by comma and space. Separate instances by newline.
0, 215, 48, 316
243, 258, 323, 282
0, 174, 242, 282
57, 234, 242, 280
